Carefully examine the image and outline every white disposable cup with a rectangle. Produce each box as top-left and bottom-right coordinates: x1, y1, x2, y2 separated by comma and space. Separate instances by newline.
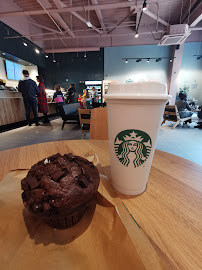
105, 82, 171, 195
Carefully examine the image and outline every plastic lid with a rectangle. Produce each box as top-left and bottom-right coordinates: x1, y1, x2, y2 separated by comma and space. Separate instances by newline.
104, 82, 171, 100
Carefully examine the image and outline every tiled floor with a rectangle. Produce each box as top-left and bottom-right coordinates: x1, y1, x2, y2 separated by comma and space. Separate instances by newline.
0, 116, 201, 166
157, 118, 202, 166
0, 118, 82, 151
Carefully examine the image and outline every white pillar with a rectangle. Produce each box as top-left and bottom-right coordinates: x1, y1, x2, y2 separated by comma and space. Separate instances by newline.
169, 44, 185, 105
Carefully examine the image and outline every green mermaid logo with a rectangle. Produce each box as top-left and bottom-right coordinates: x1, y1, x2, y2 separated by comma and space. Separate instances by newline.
114, 129, 152, 168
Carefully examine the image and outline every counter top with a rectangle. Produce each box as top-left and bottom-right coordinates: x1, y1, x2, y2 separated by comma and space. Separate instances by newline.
0, 90, 22, 99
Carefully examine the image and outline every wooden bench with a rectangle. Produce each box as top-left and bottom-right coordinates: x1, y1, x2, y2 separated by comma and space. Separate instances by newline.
78, 109, 92, 139
161, 105, 192, 128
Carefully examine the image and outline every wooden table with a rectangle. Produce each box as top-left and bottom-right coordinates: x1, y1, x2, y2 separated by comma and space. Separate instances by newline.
0, 140, 202, 270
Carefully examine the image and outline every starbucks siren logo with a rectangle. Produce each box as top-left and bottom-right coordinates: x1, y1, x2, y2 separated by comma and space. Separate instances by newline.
114, 129, 152, 168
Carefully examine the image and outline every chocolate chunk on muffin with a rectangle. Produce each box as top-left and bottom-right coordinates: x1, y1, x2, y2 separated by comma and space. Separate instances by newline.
21, 153, 100, 229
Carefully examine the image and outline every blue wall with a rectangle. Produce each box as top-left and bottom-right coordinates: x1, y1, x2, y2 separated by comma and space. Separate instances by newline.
104, 45, 173, 85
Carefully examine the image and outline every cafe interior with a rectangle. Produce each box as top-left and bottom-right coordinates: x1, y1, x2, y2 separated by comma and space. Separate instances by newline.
0, 0, 202, 270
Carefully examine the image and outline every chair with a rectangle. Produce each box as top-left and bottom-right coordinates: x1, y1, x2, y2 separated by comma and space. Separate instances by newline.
89, 107, 108, 140
161, 105, 192, 128
58, 103, 80, 130
78, 109, 92, 139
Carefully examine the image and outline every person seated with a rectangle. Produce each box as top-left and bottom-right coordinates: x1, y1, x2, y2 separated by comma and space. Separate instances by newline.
175, 93, 193, 119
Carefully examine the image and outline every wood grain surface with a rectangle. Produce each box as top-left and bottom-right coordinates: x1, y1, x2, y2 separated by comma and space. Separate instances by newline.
0, 98, 56, 125
0, 140, 202, 270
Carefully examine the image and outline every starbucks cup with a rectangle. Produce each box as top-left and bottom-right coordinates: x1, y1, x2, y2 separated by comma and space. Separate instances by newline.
105, 82, 171, 195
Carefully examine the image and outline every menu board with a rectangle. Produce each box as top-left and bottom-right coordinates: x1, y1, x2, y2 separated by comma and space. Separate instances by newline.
14, 63, 21, 81
5, 60, 21, 81
5, 60, 15, 80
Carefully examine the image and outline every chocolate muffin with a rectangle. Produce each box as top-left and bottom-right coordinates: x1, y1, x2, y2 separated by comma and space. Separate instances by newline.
21, 153, 100, 229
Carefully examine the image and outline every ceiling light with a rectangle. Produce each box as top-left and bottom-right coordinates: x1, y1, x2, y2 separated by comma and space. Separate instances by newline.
86, 21, 92, 28
125, 59, 128, 63
53, 59, 56, 63
45, 55, 49, 58
2, 52, 5, 55
35, 49, 40, 54
147, 58, 150, 63
29, 64, 31, 65
84, 53, 87, 58
135, 32, 139, 38
18, 59, 21, 62
156, 58, 162, 62
170, 59, 173, 62
23, 42, 28, 46
66, 79, 68, 81
142, 1, 147, 11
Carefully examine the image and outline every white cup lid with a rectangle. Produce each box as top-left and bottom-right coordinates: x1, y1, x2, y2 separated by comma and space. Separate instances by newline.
105, 82, 171, 100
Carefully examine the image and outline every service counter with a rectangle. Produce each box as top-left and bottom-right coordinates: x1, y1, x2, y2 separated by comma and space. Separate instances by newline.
0, 90, 56, 126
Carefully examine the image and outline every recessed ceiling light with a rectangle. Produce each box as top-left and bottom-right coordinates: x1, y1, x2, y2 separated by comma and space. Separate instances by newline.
45, 55, 48, 58
23, 42, 28, 46
86, 21, 92, 28
84, 53, 87, 58
35, 49, 40, 54
53, 59, 56, 63
66, 79, 69, 81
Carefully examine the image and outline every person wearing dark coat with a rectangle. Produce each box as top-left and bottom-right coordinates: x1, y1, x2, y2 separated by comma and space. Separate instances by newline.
66, 84, 76, 104
18, 70, 40, 126
36, 75, 50, 123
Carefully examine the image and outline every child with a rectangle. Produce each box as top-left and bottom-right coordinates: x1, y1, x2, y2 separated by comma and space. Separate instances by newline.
52, 84, 64, 115
78, 94, 84, 109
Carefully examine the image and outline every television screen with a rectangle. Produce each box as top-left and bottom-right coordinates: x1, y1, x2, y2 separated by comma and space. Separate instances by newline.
5, 60, 15, 80
5, 60, 21, 81
14, 63, 21, 81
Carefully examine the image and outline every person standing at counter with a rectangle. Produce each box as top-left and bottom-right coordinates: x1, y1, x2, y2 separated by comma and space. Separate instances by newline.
85, 89, 91, 109
18, 70, 40, 126
52, 84, 64, 115
36, 75, 50, 124
92, 87, 99, 108
66, 84, 76, 104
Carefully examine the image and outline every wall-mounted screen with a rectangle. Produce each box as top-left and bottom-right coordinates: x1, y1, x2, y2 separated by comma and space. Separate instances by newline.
5, 60, 15, 80
5, 60, 21, 81
14, 63, 21, 81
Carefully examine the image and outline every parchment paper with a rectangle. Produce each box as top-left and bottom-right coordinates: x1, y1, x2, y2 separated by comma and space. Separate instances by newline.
0, 167, 146, 270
